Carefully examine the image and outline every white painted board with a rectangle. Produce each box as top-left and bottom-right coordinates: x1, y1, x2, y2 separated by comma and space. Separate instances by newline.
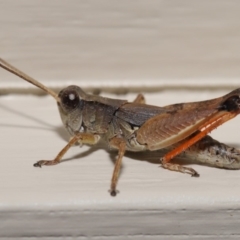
1, 0, 240, 239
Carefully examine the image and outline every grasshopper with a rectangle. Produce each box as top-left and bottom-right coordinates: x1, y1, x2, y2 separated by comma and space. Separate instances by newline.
1, 57, 240, 196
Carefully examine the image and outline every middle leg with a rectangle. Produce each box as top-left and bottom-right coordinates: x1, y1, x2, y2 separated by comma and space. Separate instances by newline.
109, 137, 126, 196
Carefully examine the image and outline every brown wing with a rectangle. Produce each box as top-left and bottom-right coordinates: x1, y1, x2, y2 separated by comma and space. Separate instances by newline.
136, 107, 218, 150
137, 88, 240, 150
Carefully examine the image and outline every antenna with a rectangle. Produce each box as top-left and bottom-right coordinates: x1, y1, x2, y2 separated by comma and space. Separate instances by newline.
0, 58, 59, 101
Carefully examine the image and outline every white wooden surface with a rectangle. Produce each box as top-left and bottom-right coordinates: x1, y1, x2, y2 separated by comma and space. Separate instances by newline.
0, 91, 240, 239
1, 0, 240, 87
1, 1, 240, 239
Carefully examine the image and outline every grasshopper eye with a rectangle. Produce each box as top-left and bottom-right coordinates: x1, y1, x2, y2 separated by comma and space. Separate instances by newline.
60, 89, 80, 109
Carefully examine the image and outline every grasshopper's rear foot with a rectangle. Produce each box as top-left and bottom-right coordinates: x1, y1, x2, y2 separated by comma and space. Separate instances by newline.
33, 160, 59, 167
160, 159, 200, 177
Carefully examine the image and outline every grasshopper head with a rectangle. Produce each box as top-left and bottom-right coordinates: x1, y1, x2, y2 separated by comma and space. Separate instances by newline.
0, 58, 87, 136
58, 85, 85, 136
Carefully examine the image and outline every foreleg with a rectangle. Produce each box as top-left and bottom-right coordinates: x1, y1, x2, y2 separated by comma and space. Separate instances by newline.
34, 133, 100, 167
